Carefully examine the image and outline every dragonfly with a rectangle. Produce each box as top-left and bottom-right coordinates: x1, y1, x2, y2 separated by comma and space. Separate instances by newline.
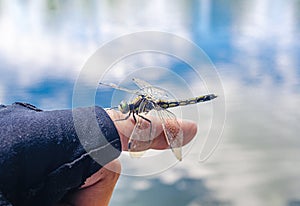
99, 78, 217, 161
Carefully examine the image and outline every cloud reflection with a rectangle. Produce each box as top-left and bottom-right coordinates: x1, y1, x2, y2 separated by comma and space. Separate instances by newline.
0, 0, 299, 206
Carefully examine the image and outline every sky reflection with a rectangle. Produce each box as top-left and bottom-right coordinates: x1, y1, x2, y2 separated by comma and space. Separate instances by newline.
0, 0, 300, 206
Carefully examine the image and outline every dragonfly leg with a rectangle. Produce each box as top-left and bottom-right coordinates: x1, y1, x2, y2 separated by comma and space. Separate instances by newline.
132, 112, 137, 123
134, 110, 149, 123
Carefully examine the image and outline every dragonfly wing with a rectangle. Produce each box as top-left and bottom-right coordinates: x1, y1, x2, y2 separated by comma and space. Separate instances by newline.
132, 78, 169, 100
128, 99, 154, 158
132, 77, 153, 88
128, 119, 149, 158
155, 106, 183, 161
99, 82, 141, 95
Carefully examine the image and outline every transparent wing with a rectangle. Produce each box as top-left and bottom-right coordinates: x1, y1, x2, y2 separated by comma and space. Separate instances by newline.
128, 100, 156, 158
99, 82, 141, 95
132, 77, 154, 89
132, 78, 169, 100
155, 106, 183, 161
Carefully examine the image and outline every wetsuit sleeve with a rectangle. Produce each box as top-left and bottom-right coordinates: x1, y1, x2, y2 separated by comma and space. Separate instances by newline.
0, 103, 121, 206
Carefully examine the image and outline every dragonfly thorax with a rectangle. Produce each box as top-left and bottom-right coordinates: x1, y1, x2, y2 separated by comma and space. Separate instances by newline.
118, 100, 130, 114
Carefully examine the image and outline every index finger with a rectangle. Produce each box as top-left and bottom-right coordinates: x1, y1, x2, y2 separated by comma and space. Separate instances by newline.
106, 110, 197, 151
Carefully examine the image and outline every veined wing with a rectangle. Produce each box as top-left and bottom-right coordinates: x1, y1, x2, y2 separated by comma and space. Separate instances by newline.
99, 82, 141, 95
128, 100, 156, 158
155, 105, 183, 161
132, 77, 155, 89
132, 78, 169, 100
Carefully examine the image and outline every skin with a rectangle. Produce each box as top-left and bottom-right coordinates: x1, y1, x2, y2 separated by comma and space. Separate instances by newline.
56, 110, 197, 206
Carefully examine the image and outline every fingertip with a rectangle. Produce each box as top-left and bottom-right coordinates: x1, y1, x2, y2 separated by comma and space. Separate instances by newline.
182, 120, 198, 145
189, 121, 198, 138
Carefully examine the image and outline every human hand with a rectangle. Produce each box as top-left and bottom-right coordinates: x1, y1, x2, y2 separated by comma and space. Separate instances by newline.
59, 110, 197, 206
106, 109, 197, 151
56, 160, 121, 206
0, 103, 197, 206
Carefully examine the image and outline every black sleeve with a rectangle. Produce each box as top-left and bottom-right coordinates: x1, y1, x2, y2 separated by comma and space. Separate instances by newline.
0, 103, 121, 206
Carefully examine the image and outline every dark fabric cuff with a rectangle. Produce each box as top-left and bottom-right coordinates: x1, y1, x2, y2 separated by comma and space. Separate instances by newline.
0, 103, 121, 206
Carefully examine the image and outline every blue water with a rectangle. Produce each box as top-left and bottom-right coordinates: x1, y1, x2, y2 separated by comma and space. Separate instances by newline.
0, 1, 300, 206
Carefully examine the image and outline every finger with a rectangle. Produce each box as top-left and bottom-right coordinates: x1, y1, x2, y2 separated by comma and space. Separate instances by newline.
106, 110, 197, 151
60, 160, 121, 206
150, 120, 197, 150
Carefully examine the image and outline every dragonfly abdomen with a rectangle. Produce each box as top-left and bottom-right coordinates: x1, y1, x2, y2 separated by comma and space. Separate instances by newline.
157, 101, 180, 109
158, 94, 217, 109
195, 94, 217, 103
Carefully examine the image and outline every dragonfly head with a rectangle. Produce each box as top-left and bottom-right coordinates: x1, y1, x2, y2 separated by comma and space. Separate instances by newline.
118, 100, 130, 114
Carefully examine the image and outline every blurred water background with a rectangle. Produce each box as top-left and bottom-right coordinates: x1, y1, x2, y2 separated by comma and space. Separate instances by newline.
0, 0, 300, 206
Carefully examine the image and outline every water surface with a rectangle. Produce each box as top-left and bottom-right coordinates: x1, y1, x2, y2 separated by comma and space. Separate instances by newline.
0, 1, 299, 206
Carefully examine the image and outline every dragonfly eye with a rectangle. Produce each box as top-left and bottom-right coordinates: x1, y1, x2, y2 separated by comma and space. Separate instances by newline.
118, 100, 129, 114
